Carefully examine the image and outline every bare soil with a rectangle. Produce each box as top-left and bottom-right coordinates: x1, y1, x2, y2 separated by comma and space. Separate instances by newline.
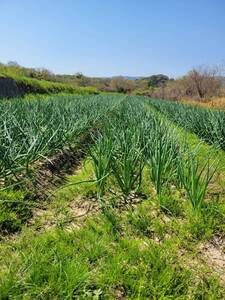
199, 235, 225, 283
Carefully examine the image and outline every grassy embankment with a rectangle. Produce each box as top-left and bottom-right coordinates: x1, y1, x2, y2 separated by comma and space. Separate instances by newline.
0, 69, 99, 98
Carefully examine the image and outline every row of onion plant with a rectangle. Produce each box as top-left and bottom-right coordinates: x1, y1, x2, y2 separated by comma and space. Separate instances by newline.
89, 96, 216, 211
149, 98, 225, 150
0, 94, 123, 187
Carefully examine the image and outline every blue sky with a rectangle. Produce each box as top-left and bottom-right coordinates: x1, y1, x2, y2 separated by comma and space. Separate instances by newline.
1, 0, 225, 77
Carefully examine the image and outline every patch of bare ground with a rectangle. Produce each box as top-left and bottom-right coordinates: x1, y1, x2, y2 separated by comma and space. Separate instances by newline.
28, 195, 99, 232
64, 197, 100, 231
29, 192, 149, 233
69, 196, 99, 218
65, 192, 148, 232
111, 286, 126, 300
198, 235, 225, 284
112, 191, 146, 211
180, 235, 225, 287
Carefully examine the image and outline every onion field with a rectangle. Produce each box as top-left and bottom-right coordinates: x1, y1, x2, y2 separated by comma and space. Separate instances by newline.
0, 94, 224, 299
0, 94, 122, 187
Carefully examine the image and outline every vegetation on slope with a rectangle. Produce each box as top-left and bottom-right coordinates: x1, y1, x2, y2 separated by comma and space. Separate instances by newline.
0, 63, 99, 98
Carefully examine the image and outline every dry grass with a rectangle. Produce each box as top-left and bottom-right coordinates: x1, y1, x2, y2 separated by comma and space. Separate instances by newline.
181, 97, 225, 111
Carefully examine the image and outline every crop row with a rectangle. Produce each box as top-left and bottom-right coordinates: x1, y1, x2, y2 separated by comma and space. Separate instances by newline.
89, 96, 216, 211
0, 94, 122, 187
149, 98, 225, 150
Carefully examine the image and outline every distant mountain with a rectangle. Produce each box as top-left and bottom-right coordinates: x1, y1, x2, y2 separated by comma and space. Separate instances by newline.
109, 74, 172, 82
109, 76, 143, 80
122, 76, 143, 80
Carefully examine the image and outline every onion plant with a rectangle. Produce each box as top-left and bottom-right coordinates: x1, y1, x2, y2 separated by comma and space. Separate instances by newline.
89, 131, 114, 201
106, 100, 148, 199
111, 128, 145, 198
178, 151, 216, 210
146, 129, 180, 195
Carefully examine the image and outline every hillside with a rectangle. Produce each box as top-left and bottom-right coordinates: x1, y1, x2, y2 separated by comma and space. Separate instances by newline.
0, 64, 99, 98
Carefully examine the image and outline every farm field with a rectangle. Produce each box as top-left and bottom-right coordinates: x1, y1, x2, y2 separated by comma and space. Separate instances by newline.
0, 94, 225, 299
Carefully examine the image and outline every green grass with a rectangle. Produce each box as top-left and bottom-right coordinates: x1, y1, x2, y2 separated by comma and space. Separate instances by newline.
0, 190, 224, 298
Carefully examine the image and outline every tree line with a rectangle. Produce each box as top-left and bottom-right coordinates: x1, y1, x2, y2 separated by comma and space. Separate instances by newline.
1, 61, 224, 101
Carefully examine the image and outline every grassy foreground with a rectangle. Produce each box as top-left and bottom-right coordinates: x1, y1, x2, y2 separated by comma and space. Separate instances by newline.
0, 159, 224, 299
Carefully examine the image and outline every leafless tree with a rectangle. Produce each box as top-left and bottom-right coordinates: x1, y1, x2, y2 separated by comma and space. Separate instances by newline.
185, 65, 223, 100
110, 77, 136, 93
153, 64, 224, 101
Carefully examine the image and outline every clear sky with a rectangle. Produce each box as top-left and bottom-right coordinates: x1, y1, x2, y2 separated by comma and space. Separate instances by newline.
1, 0, 225, 77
